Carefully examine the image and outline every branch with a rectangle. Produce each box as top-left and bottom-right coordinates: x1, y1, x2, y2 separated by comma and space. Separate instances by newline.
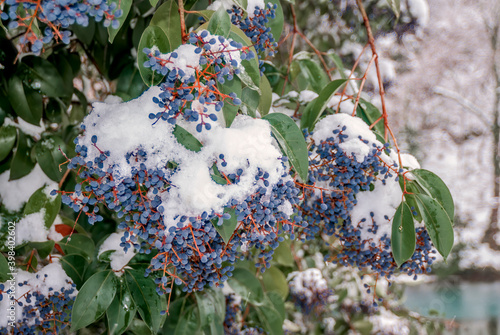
432, 86, 490, 127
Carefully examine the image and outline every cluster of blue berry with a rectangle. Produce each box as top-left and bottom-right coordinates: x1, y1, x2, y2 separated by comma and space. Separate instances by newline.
143, 30, 250, 132
297, 124, 435, 280
0, 276, 76, 334
288, 269, 333, 315
228, 3, 278, 70
62, 131, 302, 295
223, 294, 265, 335
0, 0, 122, 53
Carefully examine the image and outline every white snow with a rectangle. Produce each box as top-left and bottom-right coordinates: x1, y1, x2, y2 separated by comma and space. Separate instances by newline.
3, 117, 45, 141
298, 90, 318, 104
208, 0, 266, 17
151, 44, 201, 81
98, 232, 137, 273
0, 164, 58, 212
15, 210, 49, 246
287, 268, 328, 305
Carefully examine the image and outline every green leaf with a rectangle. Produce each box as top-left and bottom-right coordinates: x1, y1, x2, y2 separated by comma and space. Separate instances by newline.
263, 113, 309, 181
227, 268, 265, 305
212, 207, 238, 244
258, 75, 272, 116
273, 239, 294, 267
7, 76, 43, 125
129, 319, 153, 335
27, 240, 55, 259
207, 6, 231, 37
267, 0, 284, 42
108, 0, 133, 43
195, 289, 225, 334
150, 0, 182, 50
149, 0, 159, 6
328, 53, 347, 79
24, 185, 61, 228
352, 320, 373, 335
262, 266, 289, 299
391, 202, 416, 267
267, 291, 285, 320
0, 125, 16, 161
71, 270, 118, 331
0, 253, 10, 282
228, 25, 261, 90
107, 278, 138, 335
219, 76, 242, 127
411, 169, 454, 222
116, 64, 147, 100
124, 269, 166, 334
138, 25, 171, 87
254, 304, 284, 335
173, 124, 203, 152
300, 79, 348, 131
413, 193, 454, 259
386, 0, 401, 18
297, 58, 329, 93
161, 297, 188, 333
33, 135, 67, 182
401, 180, 423, 222
21, 57, 70, 98
241, 87, 260, 117
59, 234, 96, 260
60, 254, 88, 289
9, 130, 35, 181
174, 305, 200, 334
356, 99, 385, 139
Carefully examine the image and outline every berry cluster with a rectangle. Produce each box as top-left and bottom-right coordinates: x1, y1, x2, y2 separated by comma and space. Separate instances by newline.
0, 264, 77, 334
143, 30, 252, 132
228, 3, 278, 70
0, 0, 122, 53
61, 119, 302, 295
287, 268, 333, 315
297, 115, 436, 280
223, 293, 265, 335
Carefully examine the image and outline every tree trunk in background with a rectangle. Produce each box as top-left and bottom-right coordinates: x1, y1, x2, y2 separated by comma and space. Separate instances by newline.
483, 21, 500, 250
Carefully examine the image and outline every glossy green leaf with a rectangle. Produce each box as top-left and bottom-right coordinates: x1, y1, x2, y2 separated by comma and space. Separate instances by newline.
24, 185, 61, 228
48, 52, 75, 95
262, 266, 289, 299
125, 269, 166, 333
34, 136, 67, 182
150, 0, 182, 49
241, 87, 260, 117
138, 26, 171, 87
356, 99, 385, 139
258, 75, 272, 116
0, 125, 16, 161
7, 76, 43, 125
298, 58, 329, 93
116, 64, 147, 100
227, 268, 265, 305
71, 19, 96, 45
107, 278, 138, 335
9, 130, 35, 181
255, 304, 284, 335
149, 0, 159, 6
212, 207, 238, 244
267, 0, 284, 41
21, 57, 70, 98
411, 169, 454, 223
0, 253, 10, 282
196, 289, 225, 334
208, 6, 231, 37
263, 113, 309, 181
27, 240, 55, 259
219, 76, 242, 127
71, 270, 118, 331
300, 79, 348, 131
273, 239, 294, 267
59, 234, 96, 260
391, 202, 416, 267
267, 291, 285, 320
174, 305, 200, 334
60, 254, 88, 289
129, 319, 153, 335
228, 25, 261, 90
108, 0, 132, 43
161, 297, 187, 333
414, 193, 454, 259
173, 124, 203, 152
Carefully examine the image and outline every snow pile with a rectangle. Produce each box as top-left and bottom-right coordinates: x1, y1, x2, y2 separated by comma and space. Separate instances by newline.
0, 165, 58, 212
208, 0, 266, 17
98, 232, 137, 273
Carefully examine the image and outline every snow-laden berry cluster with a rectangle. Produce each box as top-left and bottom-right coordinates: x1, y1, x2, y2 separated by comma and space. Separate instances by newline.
0, 262, 77, 334
287, 268, 333, 314
222, 287, 265, 335
0, 0, 122, 53
297, 114, 436, 279
60, 80, 301, 294
143, 30, 251, 132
